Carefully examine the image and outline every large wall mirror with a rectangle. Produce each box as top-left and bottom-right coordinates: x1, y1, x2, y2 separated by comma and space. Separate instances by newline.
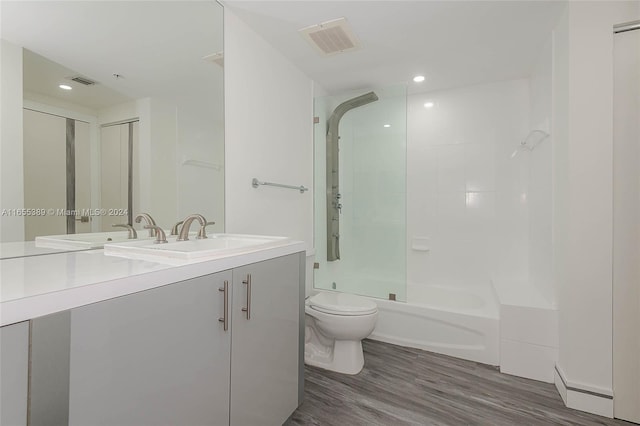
0, 1, 224, 248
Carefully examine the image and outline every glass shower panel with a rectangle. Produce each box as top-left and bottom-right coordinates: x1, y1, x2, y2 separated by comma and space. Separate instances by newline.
314, 86, 407, 301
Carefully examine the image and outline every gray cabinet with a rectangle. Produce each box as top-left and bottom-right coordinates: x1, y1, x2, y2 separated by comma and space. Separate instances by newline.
230, 254, 302, 426
68, 271, 232, 426
0, 321, 29, 426
11, 251, 303, 425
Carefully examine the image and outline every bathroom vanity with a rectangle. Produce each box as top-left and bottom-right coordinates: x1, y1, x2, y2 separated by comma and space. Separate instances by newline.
0, 238, 306, 426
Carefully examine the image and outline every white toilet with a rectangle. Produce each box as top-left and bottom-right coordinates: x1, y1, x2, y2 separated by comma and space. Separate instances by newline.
304, 291, 378, 375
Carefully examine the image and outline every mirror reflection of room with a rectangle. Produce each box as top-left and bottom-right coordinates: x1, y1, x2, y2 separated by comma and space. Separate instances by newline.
22, 50, 137, 240
0, 1, 225, 244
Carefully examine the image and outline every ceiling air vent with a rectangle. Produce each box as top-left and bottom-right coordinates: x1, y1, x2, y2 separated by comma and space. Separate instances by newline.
69, 75, 97, 86
299, 17, 360, 56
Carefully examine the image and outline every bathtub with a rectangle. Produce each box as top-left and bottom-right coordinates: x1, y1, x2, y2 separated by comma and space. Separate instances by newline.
368, 284, 500, 366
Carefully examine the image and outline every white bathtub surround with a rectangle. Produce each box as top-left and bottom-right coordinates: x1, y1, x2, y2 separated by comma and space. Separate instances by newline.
528, 35, 554, 306
305, 291, 378, 375
399, 42, 560, 379
369, 283, 499, 366
407, 79, 530, 292
493, 279, 558, 383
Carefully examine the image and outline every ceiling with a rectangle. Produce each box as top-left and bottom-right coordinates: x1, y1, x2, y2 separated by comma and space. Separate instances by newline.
224, 1, 567, 95
1, 1, 223, 112
22, 49, 132, 111
2, 1, 566, 105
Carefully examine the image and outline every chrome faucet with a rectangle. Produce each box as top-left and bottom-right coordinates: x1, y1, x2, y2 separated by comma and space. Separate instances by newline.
177, 214, 207, 241
145, 225, 168, 244
170, 220, 184, 236
135, 213, 157, 237
197, 221, 216, 239
112, 223, 137, 239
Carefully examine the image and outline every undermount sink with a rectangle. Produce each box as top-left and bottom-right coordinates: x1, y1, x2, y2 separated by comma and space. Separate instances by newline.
35, 231, 158, 250
103, 234, 290, 262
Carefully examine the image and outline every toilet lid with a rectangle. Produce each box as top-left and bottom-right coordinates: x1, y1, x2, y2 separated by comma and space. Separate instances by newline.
309, 292, 378, 316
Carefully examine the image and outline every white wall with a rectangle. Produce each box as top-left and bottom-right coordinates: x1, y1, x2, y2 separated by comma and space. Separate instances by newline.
145, 98, 178, 228
99, 98, 178, 229
553, 1, 640, 417
528, 37, 554, 306
0, 39, 24, 242
175, 98, 224, 232
406, 79, 530, 291
224, 10, 313, 247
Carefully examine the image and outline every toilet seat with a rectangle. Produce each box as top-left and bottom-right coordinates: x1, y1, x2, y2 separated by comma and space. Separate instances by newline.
308, 292, 378, 316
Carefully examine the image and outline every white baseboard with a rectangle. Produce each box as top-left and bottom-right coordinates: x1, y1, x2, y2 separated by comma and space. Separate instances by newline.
554, 365, 613, 418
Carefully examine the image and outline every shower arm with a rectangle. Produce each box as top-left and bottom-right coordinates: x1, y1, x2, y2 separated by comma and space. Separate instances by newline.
520, 129, 549, 150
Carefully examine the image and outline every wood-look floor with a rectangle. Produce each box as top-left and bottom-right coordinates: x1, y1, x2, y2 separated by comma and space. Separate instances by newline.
288, 340, 634, 426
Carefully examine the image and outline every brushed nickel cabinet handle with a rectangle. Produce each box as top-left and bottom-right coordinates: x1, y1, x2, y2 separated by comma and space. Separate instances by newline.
218, 280, 229, 331
241, 274, 251, 320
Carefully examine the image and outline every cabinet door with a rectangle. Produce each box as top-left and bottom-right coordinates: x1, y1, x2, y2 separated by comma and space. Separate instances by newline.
29, 311, 71, 426
69, 271, 232, 426
230, 254, 301, 426
0, 321, 29, 426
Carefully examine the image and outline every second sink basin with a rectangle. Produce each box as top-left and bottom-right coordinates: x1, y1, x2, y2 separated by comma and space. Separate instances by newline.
103, 233, 290, 262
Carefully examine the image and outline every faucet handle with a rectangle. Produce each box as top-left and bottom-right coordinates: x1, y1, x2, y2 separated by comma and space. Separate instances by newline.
112, 224, 137, 239
145, 225, 168, 244
135, 213, 157, 237
170, 220, 184, 236
196, 222, 216, 239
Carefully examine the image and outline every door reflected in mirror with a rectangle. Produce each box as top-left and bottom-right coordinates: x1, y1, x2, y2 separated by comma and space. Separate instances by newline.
0, 1, 225, 248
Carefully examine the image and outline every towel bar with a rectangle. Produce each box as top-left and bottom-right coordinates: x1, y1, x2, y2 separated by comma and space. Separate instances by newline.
252, 178, 308, 193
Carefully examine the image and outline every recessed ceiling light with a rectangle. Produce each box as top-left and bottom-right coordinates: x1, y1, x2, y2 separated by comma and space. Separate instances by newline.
424, 102, 435, 108
59, 84, 72, 90
383, 124, 391, 128
413, 75, 425, 83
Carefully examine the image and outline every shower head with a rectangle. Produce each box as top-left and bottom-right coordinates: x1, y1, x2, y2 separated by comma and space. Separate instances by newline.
510, 129, 550, 159
332, 91, 379, 121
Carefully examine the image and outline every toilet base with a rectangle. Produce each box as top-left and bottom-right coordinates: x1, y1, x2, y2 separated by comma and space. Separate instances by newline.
305, 337, 365, 375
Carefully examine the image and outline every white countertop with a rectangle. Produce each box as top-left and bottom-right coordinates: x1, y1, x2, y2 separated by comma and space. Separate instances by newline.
0, 241, 90, 260
1, 239, 306, 327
